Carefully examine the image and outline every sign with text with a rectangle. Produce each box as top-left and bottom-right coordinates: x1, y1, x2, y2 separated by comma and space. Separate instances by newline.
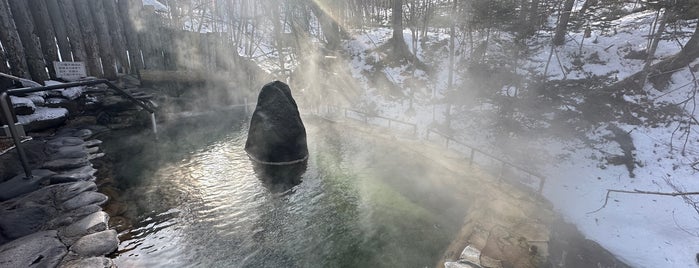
53, 61, 87, 81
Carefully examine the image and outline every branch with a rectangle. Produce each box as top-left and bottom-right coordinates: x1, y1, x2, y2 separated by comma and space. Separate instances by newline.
588, 189, 699, 214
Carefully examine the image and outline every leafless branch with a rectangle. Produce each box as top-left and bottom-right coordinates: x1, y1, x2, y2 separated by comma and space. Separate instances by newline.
672, 209, 699, 238
588, 188, 699, 214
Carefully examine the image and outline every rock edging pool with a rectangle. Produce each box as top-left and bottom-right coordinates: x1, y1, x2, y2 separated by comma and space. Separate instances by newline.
0, 127, 118, 267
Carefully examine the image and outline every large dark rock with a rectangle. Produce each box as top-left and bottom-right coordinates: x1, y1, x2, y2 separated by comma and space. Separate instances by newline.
245, 81, 308, 164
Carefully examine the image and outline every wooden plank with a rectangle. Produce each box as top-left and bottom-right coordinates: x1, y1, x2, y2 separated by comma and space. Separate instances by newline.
56, 0, 88, 64
72, 0, 103, 77
140, 6, 165, 70
88, 0, 118, 79
117, 0, 143, 74
103, 0, 130, 74
28, 0, 60, 78
8, 0, 49, 82
0, 0, 29, 79
44, 0, 72, 61
0, 45, 12, 88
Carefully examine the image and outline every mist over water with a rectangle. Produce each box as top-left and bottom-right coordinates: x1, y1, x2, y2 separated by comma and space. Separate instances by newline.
111, 118, 473, 267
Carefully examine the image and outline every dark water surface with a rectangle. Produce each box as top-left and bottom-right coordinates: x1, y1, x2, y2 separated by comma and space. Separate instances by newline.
107, 116, 470, 267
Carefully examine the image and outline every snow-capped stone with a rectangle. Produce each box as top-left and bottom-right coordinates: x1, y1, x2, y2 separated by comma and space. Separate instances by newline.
17, 107, 68, 132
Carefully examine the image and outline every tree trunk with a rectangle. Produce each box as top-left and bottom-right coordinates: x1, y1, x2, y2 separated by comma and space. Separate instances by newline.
391, 0, 405, 48
445, 0, 457, 129
528, 0, 540, 33
8, 0, 49, 82
643, 9, 670, 74
103, 0, 130, 74
45, 0, 72, 62
309, 1, 342, 50
88, 0, 118, 79
72, 0, 103, 77
552, 0, 575, 46
613, 24, 699, 92
270, 4, 285, 73
28, 0, 60, 78
57, 0, 88, 63
578, 0, 598, 18
117, 0, 143, 74
648, 22, 699, 88
0, 0, 29, 79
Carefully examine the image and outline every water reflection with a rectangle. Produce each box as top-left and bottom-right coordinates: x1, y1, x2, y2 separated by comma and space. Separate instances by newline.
251, 161, 307, 193
112, 118, 470, 267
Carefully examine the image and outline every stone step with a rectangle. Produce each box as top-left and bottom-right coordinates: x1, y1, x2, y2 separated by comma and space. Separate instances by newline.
0, 169, 56, 201
0, 231, 67, 268
69, 229, 118, 258
48, 166, 98, 184
60, 191, 108, 211
59, 211, 109, 244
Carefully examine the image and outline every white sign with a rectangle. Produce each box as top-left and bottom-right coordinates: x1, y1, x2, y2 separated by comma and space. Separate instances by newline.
53, 61, 87, 81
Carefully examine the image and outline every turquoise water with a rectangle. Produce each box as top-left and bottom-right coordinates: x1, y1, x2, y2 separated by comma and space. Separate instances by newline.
110, 118, 470, 267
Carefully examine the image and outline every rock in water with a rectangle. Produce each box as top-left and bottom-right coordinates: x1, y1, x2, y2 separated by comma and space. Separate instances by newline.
245, 81, 308, 164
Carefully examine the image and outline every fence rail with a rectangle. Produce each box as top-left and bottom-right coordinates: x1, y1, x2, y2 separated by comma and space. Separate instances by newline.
311, 106, 546, 194
343, 108, 418, 136
426, 129, 546, 193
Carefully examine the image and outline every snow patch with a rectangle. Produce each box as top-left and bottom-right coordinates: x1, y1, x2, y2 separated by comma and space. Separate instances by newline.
44, 80, 84, 100
17, 107, 68, 124
142, 0, 167, 12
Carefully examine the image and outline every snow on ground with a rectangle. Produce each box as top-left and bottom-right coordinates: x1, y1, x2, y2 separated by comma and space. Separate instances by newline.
340, 10, 699, 268
526, 10, 695, 82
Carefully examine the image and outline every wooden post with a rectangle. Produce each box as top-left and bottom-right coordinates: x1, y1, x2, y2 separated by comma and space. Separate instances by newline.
141, 6, 164, 70
0, 0, 29, 79
88, 0, 118, 79
8, 0, 49, 82
0, 47, 12, 88
56, 0, 88, 63
117, 0, 143, 74
28, 0, 60, 78
200, 33, 212, 71
72, 0, 103, 77
44, 0, 72, 62
161, 28, 175, 70
103, 0, 130, 74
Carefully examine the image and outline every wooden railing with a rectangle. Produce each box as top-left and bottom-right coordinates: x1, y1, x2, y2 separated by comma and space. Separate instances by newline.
426, 129, 546, 193
308, 105, 547, 193
343, 108, 418, 136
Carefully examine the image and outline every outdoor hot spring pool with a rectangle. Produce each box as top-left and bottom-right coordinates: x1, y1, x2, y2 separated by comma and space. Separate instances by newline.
104, 116, 474, 267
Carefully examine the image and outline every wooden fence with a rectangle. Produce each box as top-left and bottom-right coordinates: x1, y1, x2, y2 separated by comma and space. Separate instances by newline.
320, 106, 547, 193
0, 0, 262, 86
426, 129, 547, 193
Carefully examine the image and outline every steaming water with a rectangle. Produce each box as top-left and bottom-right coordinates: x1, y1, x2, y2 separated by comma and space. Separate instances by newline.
111, 118, 471, 267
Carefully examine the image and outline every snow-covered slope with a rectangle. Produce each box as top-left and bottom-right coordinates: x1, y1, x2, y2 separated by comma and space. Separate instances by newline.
340, 10, 699, 268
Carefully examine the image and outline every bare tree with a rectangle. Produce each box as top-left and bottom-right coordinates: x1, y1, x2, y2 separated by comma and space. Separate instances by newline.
390, 0, 410, 56
552, 0, 575, 46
